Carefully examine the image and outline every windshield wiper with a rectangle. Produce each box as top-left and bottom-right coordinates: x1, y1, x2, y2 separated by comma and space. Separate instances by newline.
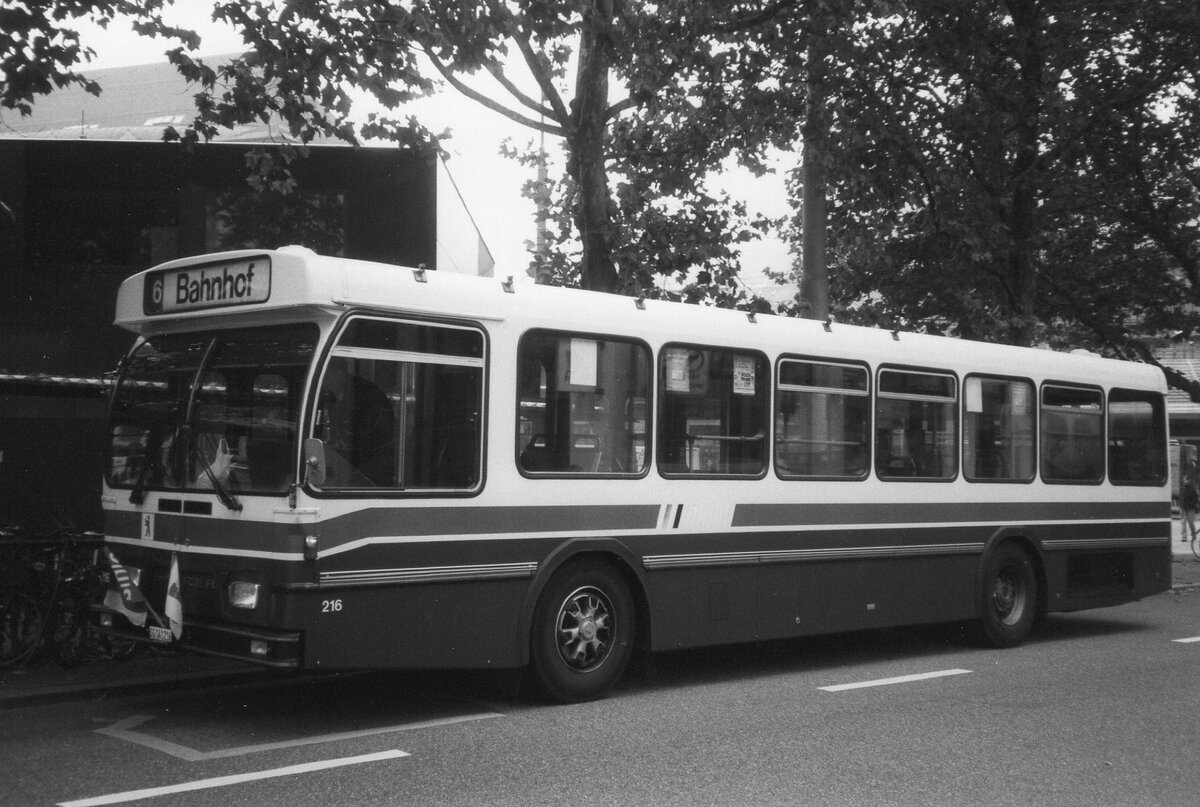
180, 336, 241, 511
129, 457, 157, 505
194, 442, 242, 511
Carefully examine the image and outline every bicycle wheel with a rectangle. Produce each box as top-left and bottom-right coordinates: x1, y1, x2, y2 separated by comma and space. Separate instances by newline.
1, 589, 45, 668
50, 591, 88, 668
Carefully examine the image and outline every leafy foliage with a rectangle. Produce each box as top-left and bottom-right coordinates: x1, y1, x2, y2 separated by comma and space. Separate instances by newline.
3, 1, 801, 301
1, 1, 184, 115
780, 0, 1200, 354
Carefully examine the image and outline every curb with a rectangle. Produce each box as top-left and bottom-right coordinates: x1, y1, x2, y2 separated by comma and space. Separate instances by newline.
0, 666, 273, 711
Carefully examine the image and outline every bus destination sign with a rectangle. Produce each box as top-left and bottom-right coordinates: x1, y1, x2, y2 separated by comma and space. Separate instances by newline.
144, 257, 271, 315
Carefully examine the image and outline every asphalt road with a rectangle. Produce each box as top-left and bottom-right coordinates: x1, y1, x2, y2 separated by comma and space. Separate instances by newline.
3, 589, 1199, 807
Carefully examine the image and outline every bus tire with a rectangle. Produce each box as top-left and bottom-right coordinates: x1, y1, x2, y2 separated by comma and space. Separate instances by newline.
530, 561, 635, 703
976, 542, 1038, 648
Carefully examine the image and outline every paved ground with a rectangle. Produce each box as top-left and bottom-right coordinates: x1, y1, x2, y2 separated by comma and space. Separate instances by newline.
5, 546, 1198, 711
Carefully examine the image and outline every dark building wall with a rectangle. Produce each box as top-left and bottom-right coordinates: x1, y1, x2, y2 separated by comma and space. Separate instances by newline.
0, 139, 438, 530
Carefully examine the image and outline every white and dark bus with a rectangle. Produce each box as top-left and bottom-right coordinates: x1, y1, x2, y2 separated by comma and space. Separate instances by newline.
98, 247, 1172, 701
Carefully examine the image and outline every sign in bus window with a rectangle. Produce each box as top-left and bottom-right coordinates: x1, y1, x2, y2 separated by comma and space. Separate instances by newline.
963, 376, 1035, 482
1108, 388, 1167, 485
775, 359, 869, 479
875, 368, 958, 480
314, 317, 484, 491
517, 331, 649, 475
1040, 385, 1104, 483
658, 345, 767, 476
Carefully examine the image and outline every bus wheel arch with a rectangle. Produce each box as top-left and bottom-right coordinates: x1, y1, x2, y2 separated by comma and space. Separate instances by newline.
975, 536, 1043, 648
524, 549, 647, 703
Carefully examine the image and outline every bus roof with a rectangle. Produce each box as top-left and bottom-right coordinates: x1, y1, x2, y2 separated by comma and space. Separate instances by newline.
113, 246, 1166, 392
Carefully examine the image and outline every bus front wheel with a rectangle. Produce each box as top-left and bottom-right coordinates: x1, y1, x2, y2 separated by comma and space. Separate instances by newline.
530, 561, 635, 703
976, 542, 1038, 648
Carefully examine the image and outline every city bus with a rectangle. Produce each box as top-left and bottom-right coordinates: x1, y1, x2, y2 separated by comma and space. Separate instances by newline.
97, 246, 1172, 701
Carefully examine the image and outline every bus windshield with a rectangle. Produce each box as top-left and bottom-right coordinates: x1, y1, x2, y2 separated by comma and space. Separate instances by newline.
107, 323, 319, 497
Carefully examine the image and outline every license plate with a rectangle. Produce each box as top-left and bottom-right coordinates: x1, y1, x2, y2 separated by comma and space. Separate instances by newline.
148, 626, 174, 644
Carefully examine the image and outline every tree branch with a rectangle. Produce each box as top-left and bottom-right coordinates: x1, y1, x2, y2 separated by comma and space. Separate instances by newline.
484, 61, 555, 119
425, 49, 565, 136
510, 24, 572, 133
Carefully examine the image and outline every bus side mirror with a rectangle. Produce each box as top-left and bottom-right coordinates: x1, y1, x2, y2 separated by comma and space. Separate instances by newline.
303, 438, 327, 487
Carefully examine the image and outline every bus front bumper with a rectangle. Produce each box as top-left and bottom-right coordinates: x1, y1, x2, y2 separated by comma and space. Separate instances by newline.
93, 607, 303, 669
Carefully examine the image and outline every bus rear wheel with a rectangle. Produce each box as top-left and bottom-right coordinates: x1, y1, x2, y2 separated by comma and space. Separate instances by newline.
977, 542, 1038, 648
530, 561, 635, 703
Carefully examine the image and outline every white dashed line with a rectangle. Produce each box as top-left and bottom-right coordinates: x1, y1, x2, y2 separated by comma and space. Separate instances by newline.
57, 749, 407, 807
819, 668, 972, 692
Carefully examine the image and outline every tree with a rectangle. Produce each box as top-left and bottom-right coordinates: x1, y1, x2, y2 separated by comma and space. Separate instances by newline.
3, 0, 804, 298
1, 1, 182, 115
783, 0, 1200, 354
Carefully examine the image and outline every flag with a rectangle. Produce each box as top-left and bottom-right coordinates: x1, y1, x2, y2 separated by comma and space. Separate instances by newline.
103, 548, 148, 628
166, 553, 183, 640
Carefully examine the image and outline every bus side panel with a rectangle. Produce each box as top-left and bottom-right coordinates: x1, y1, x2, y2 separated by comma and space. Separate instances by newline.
644, 555, 978, 653
775, 555, 978, 638
1042, 545, 1171, 614
303, 580, 529, 670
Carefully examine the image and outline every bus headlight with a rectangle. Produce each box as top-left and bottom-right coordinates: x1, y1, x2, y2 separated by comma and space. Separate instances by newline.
228, 581, 261, 610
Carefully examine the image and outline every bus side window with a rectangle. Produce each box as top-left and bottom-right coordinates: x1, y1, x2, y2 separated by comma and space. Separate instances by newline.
1040, 385, 1104, 484
317, 357, 398, 487
875, 368, 957, 481
658, 345, 767, 476
775, 358, 869, 479
517, 331, 649, 475
315, 317, 485, 492
963, 376, 1035, 483
1107, 388, 1167, 485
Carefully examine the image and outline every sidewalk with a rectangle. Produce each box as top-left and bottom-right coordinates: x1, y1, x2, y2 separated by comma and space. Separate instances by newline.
0, 649, 270, 710
4, 552, 1199, 710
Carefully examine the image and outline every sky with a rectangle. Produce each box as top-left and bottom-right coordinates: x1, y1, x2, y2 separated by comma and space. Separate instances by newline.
75, 4, 795, 301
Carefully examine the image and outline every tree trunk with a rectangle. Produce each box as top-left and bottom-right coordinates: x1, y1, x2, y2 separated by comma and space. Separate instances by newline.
570, 0, 621, 294
798, 9, 829, 320
1006, 0, 1043, 346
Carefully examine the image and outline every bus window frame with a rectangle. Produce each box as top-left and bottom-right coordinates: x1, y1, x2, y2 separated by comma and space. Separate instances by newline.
874, 364, 960, 482
657, 342, 770, 479
773, 354, 871, 482
1039, 381, 1105, 486
305, 312, 489, 498
514, 328, 653, 479
961, 373, 1037, 485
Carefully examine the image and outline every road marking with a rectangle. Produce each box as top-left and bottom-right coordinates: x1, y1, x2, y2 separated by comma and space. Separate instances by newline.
57, 749, 407, 807
96, 711, 502, 761
819, 668, 972, 692
1172, 636, 1200, 643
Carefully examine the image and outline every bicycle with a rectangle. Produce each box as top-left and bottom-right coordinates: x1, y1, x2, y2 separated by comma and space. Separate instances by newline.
39, 531, 139, 668
1, 525, 46, 668
1, 526, 137, 668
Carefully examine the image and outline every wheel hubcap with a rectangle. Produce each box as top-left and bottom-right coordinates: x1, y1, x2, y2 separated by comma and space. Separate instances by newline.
993, 566, 1026, 625
555, 586, 614, 672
